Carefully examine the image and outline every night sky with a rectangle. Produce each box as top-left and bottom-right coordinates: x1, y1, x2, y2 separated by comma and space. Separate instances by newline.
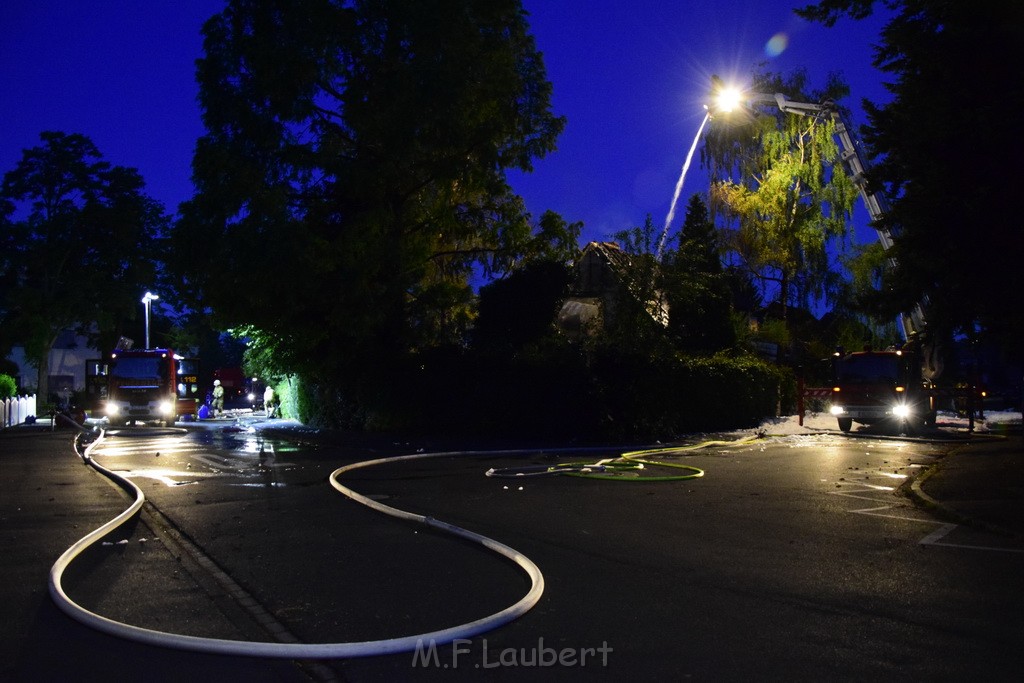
1, 1, 893, 247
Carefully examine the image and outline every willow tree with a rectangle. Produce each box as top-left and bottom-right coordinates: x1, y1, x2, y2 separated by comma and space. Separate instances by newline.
703, 71, 858, 324
170, 0, 570, 426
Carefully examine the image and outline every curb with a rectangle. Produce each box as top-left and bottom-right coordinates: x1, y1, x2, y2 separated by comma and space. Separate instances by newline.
905, 447, 1022, 540
905, 458, 972, 527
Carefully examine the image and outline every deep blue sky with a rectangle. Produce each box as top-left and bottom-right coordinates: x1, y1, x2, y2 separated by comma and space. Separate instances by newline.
1, 1, 892, 247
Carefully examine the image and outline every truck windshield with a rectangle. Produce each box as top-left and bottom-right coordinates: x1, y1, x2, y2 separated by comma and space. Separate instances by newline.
836, 355, 900, 384
111, 357, 167, 381
177, 358, 199, 375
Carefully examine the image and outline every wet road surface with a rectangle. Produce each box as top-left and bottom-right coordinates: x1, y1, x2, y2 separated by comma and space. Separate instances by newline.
7, 424, 1024, 681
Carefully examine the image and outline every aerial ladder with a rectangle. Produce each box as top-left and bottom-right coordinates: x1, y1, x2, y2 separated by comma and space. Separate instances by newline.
706, 82, 939, 377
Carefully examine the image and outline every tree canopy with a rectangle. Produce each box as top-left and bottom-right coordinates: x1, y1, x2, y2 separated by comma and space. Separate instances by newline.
0, 131, 165, 399
703, 70, 858, 323
168, 0, 572, 425
797, 0, 1024, 350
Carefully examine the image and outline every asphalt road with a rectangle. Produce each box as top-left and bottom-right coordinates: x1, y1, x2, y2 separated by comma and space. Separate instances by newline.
4, 424, 1023, 681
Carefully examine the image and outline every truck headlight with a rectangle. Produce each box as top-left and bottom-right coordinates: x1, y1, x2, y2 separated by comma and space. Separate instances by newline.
158, 400, 174, 415
106, 403, 119, 416
829, 405, 845, 416
892, 404, 911, 419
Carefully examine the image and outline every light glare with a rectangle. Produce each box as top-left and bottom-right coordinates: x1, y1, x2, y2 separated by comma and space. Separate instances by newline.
716, 87, 742, 113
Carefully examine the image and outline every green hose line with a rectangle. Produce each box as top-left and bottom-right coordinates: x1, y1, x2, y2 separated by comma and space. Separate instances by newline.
619, 433, 762, 460
485, 434, 763, 481
564, 458, 704, 481
484, 460, 643, 478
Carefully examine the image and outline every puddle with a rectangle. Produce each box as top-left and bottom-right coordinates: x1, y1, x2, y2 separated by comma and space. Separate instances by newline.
229, 482, 288, 488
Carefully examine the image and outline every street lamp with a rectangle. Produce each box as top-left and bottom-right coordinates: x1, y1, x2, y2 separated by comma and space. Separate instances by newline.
142, 291, 159, 349
711, 85, 743, 114
705, 76, 746, 118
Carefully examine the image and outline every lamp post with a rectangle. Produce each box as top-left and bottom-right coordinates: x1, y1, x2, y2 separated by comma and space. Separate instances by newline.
142, 291, 159, 349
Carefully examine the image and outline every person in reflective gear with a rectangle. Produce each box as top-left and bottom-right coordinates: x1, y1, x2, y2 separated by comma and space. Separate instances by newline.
212, 379, 225, 416
264, 385, 275, 418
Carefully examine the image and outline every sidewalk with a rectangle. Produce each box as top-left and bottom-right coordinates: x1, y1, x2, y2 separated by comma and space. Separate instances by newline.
911, 432, 1024, 539
0, 420, 311, 682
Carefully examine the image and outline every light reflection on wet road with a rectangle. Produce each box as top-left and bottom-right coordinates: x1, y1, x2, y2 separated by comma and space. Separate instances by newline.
90, 424, 305, 488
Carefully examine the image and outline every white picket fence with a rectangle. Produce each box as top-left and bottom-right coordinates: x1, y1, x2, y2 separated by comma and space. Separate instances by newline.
1, 394, 37, 428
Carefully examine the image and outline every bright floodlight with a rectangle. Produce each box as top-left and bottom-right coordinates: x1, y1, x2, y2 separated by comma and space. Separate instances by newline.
142, 291, 159, 348
715, 87, 743, 114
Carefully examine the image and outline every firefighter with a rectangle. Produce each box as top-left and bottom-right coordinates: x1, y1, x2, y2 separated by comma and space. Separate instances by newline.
212, 379, 225, 417
264, 385, 275, 418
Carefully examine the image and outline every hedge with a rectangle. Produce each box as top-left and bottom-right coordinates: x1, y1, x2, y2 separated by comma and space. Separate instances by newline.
354, 344, 788, 442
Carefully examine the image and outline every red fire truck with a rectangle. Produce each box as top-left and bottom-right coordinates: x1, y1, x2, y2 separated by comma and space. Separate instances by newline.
828, 346, 937, 433
100, 349, 199, 426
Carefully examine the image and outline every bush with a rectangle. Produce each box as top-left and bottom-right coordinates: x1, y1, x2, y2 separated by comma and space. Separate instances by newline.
0, 374, 16, 400
365, 340, 599, 440
360, 342, 785, 442
589, 347, 785, 440
293, 339, 789, 442
271, 375, 301, 420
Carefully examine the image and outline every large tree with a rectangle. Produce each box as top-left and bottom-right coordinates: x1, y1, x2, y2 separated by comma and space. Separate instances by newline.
797, 0, 1024, 350
703, 70, 859, 325
662, 194, 736, 353
170, 0, 571, 424
0, 132, 165, 401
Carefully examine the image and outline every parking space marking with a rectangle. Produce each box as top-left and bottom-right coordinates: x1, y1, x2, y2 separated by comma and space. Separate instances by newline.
830, 483, 1024, 553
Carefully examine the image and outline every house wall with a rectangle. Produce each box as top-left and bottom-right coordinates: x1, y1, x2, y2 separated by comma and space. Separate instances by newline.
6, 332, 101, 393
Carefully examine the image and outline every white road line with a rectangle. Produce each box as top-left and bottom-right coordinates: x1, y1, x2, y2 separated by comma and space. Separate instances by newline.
831, 484, 1024, 554
919, 523, 957, 545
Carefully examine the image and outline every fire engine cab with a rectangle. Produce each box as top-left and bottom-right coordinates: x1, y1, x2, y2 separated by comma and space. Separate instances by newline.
828, 347, 937, 433
101, 349, 198, 426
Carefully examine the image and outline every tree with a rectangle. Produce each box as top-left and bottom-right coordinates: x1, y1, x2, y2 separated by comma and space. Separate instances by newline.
602, 201, 736, 355
608, 216, 674, 351
474, 260, 573, 353
662, 194, 736, 353
837, 240, 901, 345
703, 70, 858, 325
0, 132, 165, 400
170, 0, 571, 426
797, 0, 1024, 351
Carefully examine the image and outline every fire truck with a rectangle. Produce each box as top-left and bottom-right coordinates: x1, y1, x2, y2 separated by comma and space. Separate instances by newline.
828, 345, 937, 433
709, 82, 942, 432
99, 349, 199, 426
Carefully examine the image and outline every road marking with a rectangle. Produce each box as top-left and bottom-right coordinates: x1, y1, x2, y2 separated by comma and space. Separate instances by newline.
193, 453, 232, 469
917, 521, 1024, 553
831, 486, 934, 524
114, 469, 199, 487
831, 484, 1024, 554
919, 523, 957, 545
